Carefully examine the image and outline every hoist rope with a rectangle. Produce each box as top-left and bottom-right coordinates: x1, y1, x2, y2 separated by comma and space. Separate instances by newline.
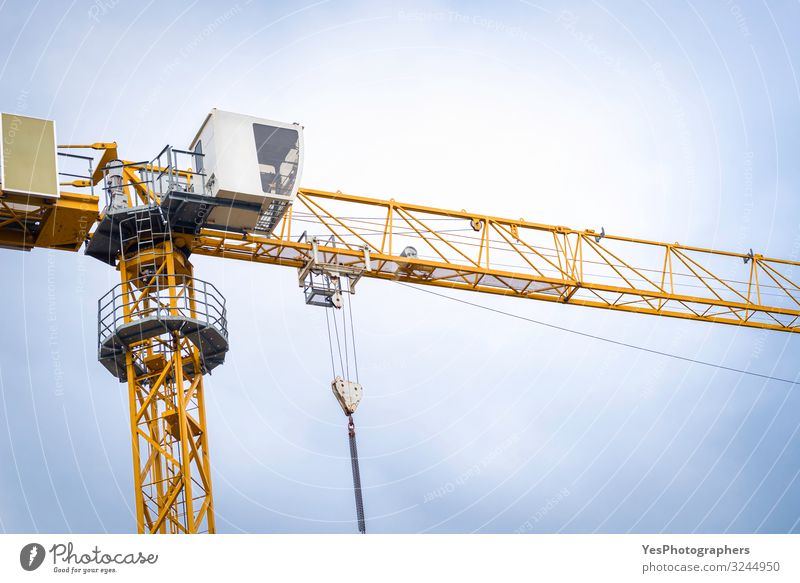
323, 307, 337, 377
347, 290, 360, 384
340, 296, 350, 383
329, 303, 346, 378
321, 282, 366, 533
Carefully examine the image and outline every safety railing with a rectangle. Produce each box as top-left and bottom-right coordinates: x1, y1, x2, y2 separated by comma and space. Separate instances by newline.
98, 145, 207, 209
142, 145, 208, 200
98, 275, 227, 349
57, 151, 95, 195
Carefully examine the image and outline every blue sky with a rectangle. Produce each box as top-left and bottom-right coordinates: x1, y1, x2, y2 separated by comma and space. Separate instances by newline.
1, 0, 799, 533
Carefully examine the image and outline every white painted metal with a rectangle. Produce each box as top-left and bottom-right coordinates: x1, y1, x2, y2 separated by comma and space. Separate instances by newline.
189, 109, 303, 233
332, 376, 363, 415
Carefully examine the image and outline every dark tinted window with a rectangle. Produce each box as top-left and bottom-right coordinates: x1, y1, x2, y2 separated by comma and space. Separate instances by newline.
253, 124, 299, 196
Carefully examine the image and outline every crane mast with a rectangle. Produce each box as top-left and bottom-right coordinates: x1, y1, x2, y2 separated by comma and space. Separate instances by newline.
92, 156, 226, 534
110, 236, 218, 533
2, 110, 800, 535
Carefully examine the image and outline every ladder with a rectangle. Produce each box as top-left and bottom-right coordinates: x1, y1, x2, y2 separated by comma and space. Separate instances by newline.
119, 206, 170, 285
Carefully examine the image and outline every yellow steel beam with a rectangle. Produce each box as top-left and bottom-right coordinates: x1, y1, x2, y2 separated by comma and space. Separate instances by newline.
0, 190, 99, 251
119, 242, 215, 534
186, 188, 800, 333
5, 167, 796, 333
0, 142, 111, 252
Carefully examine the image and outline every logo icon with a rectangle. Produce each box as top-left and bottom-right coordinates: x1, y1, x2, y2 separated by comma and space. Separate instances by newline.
20, 543, 46, 571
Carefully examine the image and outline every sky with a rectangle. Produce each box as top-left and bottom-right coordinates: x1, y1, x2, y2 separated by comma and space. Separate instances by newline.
0, 0, 799, 534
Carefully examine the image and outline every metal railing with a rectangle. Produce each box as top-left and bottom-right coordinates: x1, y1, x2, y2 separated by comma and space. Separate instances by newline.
141, 145, 208, 200
98, 145, 207, 209
98, 276, 228, 349
57, 151, 94, 195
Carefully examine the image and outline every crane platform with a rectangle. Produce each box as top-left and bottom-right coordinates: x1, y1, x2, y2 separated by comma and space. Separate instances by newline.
98, 314, 228, 381
97, 276, 228, 382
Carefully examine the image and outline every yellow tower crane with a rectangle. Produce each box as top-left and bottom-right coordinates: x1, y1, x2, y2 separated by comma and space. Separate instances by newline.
1, 110, 799, 534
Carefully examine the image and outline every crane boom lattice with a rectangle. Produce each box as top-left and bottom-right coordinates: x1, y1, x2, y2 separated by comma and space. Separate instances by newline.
189, 188, 800, 334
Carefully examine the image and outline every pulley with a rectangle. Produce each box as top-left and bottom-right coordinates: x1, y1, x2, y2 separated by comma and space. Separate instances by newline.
301, 250, 368, 534
332, 376, 363, 415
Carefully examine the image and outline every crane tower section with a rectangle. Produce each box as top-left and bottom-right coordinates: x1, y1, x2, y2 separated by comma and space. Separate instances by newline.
84, 110, 303, 533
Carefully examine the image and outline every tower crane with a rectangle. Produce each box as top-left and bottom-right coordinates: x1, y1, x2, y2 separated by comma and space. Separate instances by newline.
1, 109, 798, 534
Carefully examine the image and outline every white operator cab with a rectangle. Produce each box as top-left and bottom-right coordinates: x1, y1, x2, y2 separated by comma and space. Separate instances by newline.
189, 109, 303, 234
